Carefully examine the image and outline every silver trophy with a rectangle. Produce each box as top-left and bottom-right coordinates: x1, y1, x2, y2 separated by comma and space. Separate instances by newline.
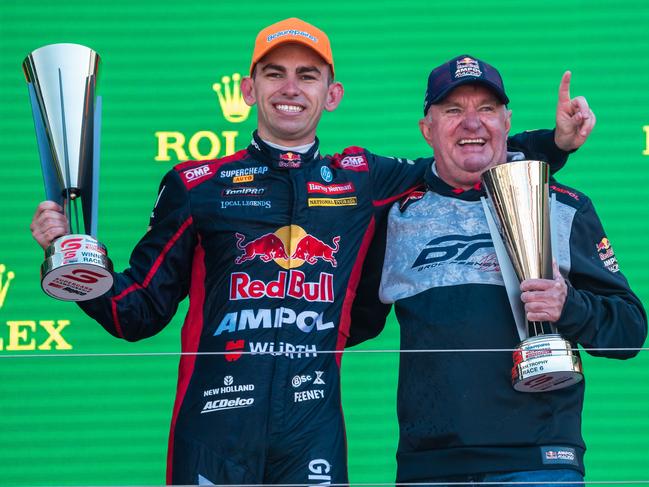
23, 43, 113, 301
482, 160, 583, 392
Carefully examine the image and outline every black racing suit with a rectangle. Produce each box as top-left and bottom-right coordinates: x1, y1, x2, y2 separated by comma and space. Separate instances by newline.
78, 130, 566, 484
349, 162, 647, 481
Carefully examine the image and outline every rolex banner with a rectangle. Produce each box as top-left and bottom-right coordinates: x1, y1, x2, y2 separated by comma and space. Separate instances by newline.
1, 0, 648, 484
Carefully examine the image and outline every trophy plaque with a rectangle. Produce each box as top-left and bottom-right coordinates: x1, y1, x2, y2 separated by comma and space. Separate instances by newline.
23, 43, 113, 301
482, 160, 583, 392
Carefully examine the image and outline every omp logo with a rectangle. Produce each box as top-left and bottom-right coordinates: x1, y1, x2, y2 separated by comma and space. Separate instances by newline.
182, 165, 212, 182
212, 73, 250, 123
155, 72, 246, 162
411, 234, 493, 270
0, 264, 15, 309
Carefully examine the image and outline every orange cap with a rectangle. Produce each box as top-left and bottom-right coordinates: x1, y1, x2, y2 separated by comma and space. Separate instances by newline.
250, 18, 334, 77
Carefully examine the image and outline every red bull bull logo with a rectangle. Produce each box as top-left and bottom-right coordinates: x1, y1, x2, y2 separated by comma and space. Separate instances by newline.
235, 232, 290, 264
232, 226, 340, 301
234, 226, 340, 269
291, 235, 340, 267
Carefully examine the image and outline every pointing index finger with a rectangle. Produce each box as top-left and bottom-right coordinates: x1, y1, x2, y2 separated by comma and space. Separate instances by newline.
558, 70, 572, 104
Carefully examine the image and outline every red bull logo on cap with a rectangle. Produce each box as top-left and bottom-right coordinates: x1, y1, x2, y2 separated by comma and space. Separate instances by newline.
455, 56, 481, 78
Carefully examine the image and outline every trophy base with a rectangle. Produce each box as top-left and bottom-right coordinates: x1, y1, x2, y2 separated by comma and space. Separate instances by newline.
511, 334, 583, 393
41, 234, 114, 301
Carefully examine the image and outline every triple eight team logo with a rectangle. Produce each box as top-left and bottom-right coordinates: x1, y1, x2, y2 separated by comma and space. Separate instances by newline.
231, 225, 340, 302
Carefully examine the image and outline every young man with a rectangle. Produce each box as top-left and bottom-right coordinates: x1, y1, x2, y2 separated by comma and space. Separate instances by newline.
349, 54, 646, 485
31, 22, 592, 485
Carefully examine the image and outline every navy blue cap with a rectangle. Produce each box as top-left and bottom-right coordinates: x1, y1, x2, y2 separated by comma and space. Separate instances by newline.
423, 54, 509, 115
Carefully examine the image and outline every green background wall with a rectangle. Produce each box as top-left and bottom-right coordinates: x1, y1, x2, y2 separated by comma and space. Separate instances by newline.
1, 0, 647, 485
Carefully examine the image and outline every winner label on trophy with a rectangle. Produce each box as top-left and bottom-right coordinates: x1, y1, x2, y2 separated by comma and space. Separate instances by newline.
482, 160, 583, 392
23, 44, 113, 301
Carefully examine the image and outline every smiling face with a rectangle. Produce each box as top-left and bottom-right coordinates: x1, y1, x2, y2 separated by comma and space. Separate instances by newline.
240, 43, 343, 147
419, 83, 511, 189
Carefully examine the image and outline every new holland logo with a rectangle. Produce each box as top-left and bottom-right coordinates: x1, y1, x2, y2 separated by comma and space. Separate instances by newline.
155, 72, 249, 162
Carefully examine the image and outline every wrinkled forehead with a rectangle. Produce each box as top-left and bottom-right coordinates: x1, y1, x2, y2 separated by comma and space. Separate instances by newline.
440, 82, 505, 105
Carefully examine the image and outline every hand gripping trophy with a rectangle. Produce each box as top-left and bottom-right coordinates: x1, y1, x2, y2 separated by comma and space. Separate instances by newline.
482, 160, 583, 392
23, 44, 113, 301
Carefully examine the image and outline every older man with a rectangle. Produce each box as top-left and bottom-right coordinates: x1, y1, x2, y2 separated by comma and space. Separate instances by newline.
31, 20, 592, 485
349, 55, 647, 485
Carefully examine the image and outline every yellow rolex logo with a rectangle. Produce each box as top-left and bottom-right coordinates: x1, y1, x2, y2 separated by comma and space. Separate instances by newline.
155, 72, 249, 162
213, 73, 251, 123
0, 264, 15, 309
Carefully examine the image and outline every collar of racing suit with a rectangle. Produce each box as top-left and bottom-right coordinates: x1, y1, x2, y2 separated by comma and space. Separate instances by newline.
425, 151, 526, 201
247, 130, 322, 170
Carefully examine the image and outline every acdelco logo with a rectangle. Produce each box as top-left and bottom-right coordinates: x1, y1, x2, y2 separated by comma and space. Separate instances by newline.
201, 397, 254, 414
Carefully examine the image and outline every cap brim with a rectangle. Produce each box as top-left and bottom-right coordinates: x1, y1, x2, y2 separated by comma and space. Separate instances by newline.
250, 38, 334, 76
